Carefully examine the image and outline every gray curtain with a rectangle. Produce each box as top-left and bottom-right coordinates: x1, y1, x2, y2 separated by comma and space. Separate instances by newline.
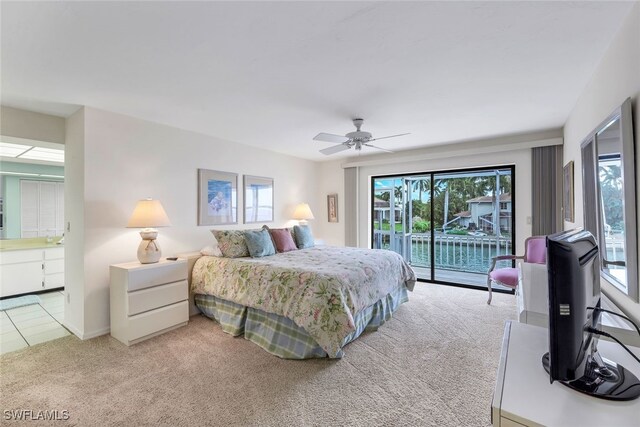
531, 145, 563, 235
344, 167, 358, 247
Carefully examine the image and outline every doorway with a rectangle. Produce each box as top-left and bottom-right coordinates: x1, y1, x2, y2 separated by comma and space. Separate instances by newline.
0, 140, 67, 354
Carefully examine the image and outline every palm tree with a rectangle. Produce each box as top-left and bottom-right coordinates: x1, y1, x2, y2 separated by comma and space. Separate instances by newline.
412, 179, 430, 202
599, 164, 622, 190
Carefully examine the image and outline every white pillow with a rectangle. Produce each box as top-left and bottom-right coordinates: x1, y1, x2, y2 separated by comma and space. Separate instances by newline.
200, 245, 223, 257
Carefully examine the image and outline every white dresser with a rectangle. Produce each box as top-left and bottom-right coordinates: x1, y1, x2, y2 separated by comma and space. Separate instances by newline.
109, 258, 189, 346
492, 321, 640, 427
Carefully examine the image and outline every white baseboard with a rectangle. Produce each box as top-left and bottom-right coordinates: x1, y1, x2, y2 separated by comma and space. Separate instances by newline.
62, 321, 84, 339
82, 326, 111, 340
63, 321, 110, 340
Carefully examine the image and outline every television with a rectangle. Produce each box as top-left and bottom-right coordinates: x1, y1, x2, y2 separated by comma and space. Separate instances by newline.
543, 228, 640, 400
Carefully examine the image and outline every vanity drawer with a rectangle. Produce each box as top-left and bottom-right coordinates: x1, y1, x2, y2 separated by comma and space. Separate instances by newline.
127, 280, 187, 316
45, 258, 64, 274
44, 272, 65, 288
0, 249, 42, 265
127, 300, 188, 342
1, 262, 43, 295
44, 247, 64, 260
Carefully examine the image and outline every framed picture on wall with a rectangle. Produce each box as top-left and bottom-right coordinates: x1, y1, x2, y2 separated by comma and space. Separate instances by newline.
563, 161, 574, 222
327, 194, 338, 223
243, 175, 274, 223
198, 169, 237, 225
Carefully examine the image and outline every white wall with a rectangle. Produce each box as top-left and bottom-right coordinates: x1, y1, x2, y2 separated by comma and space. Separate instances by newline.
563, 2, 640, 322
315, 160, 345, 246
0, 106, 66, 144
66, 107, 321, 338
64, 108, 85, 336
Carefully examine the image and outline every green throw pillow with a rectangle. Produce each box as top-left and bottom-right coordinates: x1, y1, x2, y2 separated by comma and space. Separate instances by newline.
211, 230, 249, 258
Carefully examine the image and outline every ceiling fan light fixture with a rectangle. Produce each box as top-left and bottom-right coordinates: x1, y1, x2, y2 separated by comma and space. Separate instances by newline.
314, 118, 409, 156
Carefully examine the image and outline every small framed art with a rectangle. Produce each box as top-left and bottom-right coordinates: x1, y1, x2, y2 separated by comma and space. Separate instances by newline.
327, 194, 338, 223
563, 161, 574, 222
198, 169, 238, 225
244, 175, 274, 223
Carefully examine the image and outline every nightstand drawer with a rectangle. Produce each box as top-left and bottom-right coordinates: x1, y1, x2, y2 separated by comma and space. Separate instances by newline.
127, 280, 187, 316
127, 300, 188, 342
126, 262, 187, 291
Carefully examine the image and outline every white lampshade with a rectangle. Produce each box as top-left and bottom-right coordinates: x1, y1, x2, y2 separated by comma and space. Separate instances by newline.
293, 203, 315, 221
127, 199, 171, 229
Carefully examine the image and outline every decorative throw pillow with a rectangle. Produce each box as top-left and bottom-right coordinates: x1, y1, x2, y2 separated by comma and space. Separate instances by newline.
211, 230, 249, 258
244, 228, 276, 258
293, 225, 314, 249
266, 227, 298, 253
200, 245, 223, 257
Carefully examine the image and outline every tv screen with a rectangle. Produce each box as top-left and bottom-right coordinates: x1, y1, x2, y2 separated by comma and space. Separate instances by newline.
543, 228, 640, 400
546, 229, 600, 381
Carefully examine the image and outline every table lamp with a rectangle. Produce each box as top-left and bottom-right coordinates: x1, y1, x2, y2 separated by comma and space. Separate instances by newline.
293, 203, 315, 226
127, 198, 171, 264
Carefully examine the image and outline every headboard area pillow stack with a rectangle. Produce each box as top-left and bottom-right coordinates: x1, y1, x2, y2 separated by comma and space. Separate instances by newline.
208, 225, 314, 258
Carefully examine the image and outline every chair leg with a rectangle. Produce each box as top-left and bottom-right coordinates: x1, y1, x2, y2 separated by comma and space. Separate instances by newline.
487, 276, 493, 305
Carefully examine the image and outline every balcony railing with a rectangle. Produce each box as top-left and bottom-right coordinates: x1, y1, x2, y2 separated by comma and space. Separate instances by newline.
373, 230, 512, 274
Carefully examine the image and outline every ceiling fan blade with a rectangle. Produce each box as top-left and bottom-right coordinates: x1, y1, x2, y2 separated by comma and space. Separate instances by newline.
313, 133, 350, 144
363, 143, 394, 153
367, 132, 411, 142
320, 144, 351, 155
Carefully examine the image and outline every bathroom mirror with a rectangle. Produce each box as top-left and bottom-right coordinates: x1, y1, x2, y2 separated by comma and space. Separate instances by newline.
0, 139, 65, 240
581, 98, 637, 302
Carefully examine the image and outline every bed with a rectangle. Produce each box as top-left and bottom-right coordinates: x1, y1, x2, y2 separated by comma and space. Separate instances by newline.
191, 245, 415, 359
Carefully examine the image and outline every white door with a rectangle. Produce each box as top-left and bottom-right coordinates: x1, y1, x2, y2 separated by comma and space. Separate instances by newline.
39, 181, 57, 237
56, 182, 64, 236
20, 180, 39, 238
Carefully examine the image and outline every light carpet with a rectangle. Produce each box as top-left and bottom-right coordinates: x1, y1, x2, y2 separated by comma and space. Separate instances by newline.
0, 284, 515, 426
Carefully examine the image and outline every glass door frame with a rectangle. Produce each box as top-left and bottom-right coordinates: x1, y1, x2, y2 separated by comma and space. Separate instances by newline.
370, 165, 516, 294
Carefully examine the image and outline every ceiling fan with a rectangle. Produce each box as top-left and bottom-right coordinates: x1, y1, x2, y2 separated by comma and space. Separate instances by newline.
313, 118, 410, 155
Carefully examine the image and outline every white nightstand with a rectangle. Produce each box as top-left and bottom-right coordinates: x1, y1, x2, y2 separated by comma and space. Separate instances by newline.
110, 258, 189, 346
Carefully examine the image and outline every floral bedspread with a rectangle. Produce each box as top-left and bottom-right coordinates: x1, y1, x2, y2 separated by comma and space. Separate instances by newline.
191, 246, 416, 357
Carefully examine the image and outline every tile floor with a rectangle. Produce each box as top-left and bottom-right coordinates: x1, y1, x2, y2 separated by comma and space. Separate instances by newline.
0, 290, 69, 355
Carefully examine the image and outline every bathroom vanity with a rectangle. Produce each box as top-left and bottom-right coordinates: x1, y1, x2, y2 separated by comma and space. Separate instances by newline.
0, 239, 64, 298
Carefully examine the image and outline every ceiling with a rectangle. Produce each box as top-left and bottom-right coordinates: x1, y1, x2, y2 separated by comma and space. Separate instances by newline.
0, 1, 634, 161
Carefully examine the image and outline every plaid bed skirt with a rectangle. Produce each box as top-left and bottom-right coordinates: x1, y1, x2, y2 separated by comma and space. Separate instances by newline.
194, 285, 409, 359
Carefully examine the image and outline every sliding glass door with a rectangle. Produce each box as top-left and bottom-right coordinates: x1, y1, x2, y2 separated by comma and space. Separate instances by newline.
373, 178, 410, 261
372, 166, 514, 291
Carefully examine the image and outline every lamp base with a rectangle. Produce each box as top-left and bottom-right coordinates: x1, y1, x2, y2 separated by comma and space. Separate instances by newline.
137, 230, 162, 264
